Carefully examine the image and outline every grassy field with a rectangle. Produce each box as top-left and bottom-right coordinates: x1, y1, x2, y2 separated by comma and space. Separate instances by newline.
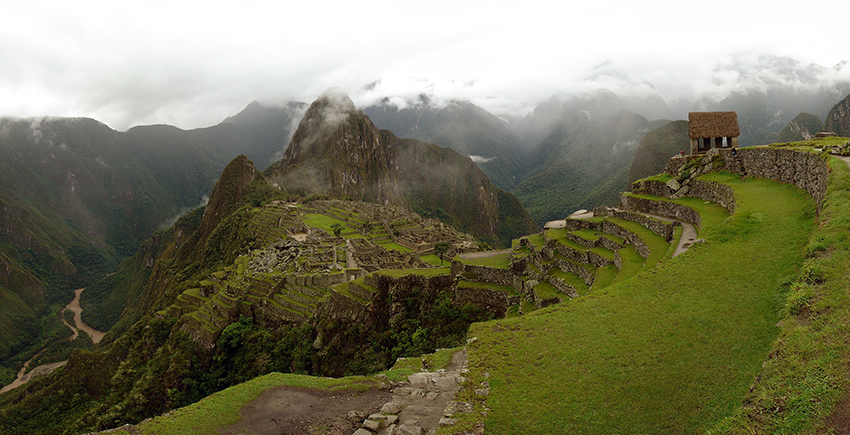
461, 172, 816, 434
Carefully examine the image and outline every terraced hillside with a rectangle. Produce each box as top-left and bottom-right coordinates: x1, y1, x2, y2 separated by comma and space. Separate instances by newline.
160, 199, 480, 347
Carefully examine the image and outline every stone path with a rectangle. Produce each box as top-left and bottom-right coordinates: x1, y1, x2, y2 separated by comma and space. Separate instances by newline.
353, 350, 468, 435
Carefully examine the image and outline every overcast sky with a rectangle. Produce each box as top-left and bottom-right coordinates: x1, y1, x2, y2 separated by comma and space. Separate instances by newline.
1, 0, 848, 131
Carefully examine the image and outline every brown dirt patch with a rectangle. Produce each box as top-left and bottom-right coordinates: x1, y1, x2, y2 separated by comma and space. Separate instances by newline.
218, 385, 392, 435
824, 391, 850, 434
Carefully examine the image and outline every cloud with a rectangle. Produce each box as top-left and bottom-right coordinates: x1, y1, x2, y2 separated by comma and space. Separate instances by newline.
469, 155, 496, 164
0, 1, 846, 131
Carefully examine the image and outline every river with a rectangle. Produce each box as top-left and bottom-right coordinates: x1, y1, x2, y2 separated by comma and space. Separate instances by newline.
0, 287, 106, 394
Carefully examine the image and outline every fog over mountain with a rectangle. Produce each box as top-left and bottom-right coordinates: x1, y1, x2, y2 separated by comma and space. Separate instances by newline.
2, 0, 848, 130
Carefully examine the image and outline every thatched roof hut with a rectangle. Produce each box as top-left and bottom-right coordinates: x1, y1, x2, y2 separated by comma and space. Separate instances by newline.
688, 111, 740, 154
688, 112, 740, 139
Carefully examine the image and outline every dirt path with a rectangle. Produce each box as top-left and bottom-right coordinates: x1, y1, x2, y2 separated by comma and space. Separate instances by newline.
219, 386, 392, 435
219, 350, 468, 435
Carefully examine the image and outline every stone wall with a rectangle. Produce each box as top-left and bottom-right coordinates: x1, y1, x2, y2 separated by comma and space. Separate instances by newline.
665, 147, 829, 210
450, 262, 514, 287
617, 195, 702, 228
553, 256, 594, 286
595, 206, 676, 241
601, 220, 651, 259
686, 179, 736, 214
454, 286, 520, 316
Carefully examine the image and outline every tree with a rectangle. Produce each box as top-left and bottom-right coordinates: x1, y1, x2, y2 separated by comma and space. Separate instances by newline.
433, 242, 451, 265
330, 223, 344, 237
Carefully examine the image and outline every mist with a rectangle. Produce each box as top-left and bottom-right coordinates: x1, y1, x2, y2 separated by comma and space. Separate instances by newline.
1, 1, 847, 131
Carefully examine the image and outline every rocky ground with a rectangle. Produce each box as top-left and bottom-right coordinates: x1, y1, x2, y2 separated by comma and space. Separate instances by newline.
219, 350, 472, 435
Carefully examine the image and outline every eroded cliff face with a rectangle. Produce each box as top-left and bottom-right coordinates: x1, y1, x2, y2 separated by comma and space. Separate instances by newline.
778, 112, 824, 142
825, 93, 850, 137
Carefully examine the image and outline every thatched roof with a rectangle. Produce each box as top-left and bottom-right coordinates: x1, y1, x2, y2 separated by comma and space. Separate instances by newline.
688, 112, 740, 139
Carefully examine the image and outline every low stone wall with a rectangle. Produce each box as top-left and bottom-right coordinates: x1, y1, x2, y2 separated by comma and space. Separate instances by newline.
665, 147, 829, 210
563, 219, 600, 231
566, 232, 596, 249
598, 236, 625, 252
617, 195, 702, 228
601, 220, 651, 259
587, 250, 613, 268
548, 277, 578, 299
595, 206, 676, 241
549, 240, 587, 264
454, 286, 520, 316
553, 256, 594, 286
450, 262, 514, 287
687, 179, 736, 214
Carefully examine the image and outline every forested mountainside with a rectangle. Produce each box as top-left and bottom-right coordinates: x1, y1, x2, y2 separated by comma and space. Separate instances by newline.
363, 97, 524, 190
0, 104, 303, 378
0, 152, 502, 434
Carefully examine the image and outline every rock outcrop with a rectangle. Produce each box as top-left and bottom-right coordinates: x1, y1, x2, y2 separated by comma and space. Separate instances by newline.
267, 89, 537, 248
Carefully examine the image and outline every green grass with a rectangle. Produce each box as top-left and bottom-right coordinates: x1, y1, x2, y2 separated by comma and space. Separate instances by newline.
129, 373, 382, 435
712, 156, 850, 434
525, 234, 544, 249
533, 282, 563, 302
463, 173, 815, 434
571, 228, 602, 241
550, 269, 589, 295
420, 254, 446, 266
302, 213, 350, 234
591, 264, 618, 292
612, 245, 644, 284
456, 251, 511, 268
381, 347, 462, 382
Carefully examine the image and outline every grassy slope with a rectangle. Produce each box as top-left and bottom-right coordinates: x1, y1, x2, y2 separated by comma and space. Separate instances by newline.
463, 172, 815, 434
714, 156, 850, 434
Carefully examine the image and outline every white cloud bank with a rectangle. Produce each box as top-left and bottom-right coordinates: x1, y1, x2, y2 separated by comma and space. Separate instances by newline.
0, 0, 848, 130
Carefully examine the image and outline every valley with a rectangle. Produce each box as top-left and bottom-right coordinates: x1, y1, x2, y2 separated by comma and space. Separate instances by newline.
2, 85, 850, 434
0, 287, 103, 394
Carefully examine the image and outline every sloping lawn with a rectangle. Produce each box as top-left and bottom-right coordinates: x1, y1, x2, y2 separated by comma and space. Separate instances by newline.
463, 173, 815, 434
